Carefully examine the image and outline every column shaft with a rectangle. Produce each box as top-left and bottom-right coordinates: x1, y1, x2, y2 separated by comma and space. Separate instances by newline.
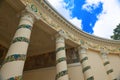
78, 47, 94, 80
101, 53, 116, 80
55, 36, 69, 80
0, 12, 35, 80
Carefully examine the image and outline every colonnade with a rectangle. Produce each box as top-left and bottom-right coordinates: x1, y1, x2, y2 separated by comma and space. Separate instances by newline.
0, 5, 117, 80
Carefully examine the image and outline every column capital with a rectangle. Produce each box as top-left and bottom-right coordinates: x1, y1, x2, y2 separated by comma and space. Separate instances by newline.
78, 45, 88, 54
20, 4, 40, 24
100, 48, 109, 59
55, 30, 68, 39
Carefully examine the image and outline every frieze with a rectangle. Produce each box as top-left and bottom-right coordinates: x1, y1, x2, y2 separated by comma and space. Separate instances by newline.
40, 11, 62, 31
85, 41, 120, 53
24, 48, 79, 71
66, 31, 79, 44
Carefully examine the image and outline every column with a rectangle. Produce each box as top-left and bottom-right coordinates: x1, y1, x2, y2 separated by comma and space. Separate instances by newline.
78, 46, 94, 80
55, 30, 69, 80
0, 6, 39, 80
100, 49, 116, 80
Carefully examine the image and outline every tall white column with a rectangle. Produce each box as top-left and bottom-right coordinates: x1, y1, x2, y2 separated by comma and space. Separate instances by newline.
78, 46, 94, 80
55, 30, 69, 80
100, 49, 116, 80
0, 5, 39, 80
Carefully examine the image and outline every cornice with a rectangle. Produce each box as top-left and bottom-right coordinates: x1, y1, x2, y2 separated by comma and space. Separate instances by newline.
40, 1, 120, 53
43, 0, 120, 44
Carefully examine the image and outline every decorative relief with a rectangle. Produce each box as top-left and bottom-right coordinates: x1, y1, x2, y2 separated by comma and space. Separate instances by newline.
7, 75, 22, 80
81, 57, 88, 63
21, 0, 41, 19
12, 37, 30, 43
24, 48, 79, 71
87, 76, 94, 80
107, 69, 113, 75
79, 40, 120, 53
27, 4, 41, 18
37, 8, 80, 45
3, 54, 26, 65
55, 70, 68, 80
20, 0, 32, 5
40, 13, 61, 31
41, 11, 120, 53
80, 39, 85, 45
30, 4, 38, 12
66, 31, 79, 44
83, 66, 91, 73
56, 47, 65, 53
17, 24, 32, 30
56, 57, 66, 64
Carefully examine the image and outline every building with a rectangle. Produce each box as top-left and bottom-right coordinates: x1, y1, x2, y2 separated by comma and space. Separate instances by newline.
0, 0, 120, 80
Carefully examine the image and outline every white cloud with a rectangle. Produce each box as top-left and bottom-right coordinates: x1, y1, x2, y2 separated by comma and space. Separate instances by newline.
46, 0, 82, 29
82, 0, 102, 12
47, 0, 120, 39
69, 17, 82, 29
83, 0, 120, 39
93, 0, 120, 39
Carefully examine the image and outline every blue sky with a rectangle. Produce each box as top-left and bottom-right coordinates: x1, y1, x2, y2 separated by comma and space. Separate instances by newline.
47, 0, 120, 39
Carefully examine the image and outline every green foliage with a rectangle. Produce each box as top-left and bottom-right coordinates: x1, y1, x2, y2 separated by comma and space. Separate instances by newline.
111, 24, 120, 40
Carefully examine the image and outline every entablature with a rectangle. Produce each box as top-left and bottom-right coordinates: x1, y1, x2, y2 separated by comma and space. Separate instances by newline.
9, 0, 120, 54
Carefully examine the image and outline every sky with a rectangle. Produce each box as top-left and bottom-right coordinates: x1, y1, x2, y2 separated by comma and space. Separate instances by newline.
46, 0, 120, 39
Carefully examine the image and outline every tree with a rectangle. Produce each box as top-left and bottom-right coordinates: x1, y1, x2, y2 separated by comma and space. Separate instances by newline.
111, 24, 120, 40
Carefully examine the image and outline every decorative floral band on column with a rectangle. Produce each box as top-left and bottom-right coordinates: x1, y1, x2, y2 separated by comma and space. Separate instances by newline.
103, 61, 110, 66
12, 37, 30, 43
107, 69, 113, 75
87, 76, 94, 80
17, 24, 32, 30
7, 75, 22, 80
2, 54, 26, 65
82, 66, 91, 73
80, 56, 88, 63
56, 47, 65, 53
56, 57, 66, 64
55, 70, 68, 80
